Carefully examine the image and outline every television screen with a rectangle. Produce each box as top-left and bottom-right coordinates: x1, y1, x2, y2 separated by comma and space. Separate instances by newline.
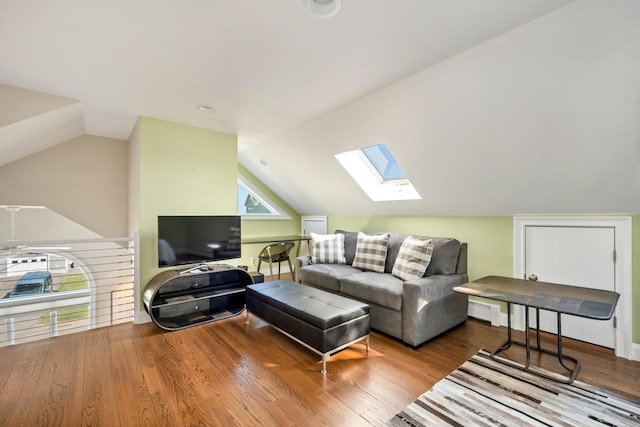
157, 215, 241, 267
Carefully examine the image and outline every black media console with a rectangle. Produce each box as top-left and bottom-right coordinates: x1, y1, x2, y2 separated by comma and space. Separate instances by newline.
143, 265, 253, 330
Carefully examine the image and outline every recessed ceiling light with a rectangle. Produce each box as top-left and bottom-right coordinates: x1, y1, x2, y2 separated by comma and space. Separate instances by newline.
196, 105, 215, 113
304, 0, 341, 18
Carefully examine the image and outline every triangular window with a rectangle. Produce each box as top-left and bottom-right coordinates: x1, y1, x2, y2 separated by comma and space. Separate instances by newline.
237, 174, 291, 219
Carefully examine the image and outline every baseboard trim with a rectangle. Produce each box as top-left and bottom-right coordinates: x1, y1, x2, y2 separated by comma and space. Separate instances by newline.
631, 343, 640, 362
468, 299, 501, 327
135, 310, 151, 324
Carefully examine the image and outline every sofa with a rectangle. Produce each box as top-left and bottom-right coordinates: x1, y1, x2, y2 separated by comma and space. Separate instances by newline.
295, 230, 469, 347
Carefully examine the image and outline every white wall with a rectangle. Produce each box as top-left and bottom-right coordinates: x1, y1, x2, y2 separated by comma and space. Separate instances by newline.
256, 0, 640, 216
0, 208, 103, 242
0, 134, 129, 237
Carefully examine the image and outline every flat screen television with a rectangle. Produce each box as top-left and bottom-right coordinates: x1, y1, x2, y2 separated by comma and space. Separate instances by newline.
157, 215, 241, 267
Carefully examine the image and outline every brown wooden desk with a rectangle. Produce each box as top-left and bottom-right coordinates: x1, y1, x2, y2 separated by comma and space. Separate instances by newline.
241, 235, 311, 246
241, 235, 311, 256
454, 275, 619, 383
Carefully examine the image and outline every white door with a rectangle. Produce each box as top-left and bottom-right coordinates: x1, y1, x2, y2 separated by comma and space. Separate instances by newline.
525, 226, 616, 348
301, 216, 327, 256
301, 215, 327, 236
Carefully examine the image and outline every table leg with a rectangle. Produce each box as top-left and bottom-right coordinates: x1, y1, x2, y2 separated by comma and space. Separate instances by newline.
488, 304, 580, 384
492, 303, 512, 354
506, 302, 512, 348
535, 308, 541, 351
556, 312, 580, 378
524, 306, 531, 369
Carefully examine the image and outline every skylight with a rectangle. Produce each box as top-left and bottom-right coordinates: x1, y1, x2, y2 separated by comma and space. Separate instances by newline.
335, 144, 420, 202
361, 144, 406, 181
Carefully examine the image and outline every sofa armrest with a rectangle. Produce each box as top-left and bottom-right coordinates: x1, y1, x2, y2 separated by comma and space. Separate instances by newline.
294, 256, 312, 282
402, 274, 469, 347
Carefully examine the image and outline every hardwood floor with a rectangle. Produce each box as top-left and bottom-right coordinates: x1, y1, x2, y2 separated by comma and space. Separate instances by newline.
1, 310, 639, 426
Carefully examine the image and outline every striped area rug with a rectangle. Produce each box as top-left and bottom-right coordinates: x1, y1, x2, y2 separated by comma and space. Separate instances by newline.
387, 350, 640, 426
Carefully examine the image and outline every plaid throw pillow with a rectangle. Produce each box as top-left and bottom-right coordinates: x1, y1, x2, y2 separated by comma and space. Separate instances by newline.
311, 233, 346, 264
352, 232, 390, 273
392, 237, 433, 281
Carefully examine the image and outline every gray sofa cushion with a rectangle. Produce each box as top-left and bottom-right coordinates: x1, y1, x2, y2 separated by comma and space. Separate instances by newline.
424, 237, 461, 276
336, 230, 359, 265
339, 271, 404, 311
339, 230, 462, 276
298, 263, 362, 292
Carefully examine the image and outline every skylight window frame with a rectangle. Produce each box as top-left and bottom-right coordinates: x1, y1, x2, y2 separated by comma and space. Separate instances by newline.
358, 150, 386, 183
335, 143, 421, 202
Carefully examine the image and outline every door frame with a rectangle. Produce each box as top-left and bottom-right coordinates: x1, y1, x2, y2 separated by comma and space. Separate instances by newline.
514, 216, 632, 359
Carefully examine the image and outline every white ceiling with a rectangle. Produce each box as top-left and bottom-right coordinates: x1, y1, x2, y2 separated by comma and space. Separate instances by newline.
1, 0, 639, 216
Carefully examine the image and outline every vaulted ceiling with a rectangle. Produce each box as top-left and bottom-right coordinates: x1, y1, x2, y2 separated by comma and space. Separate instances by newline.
1, 0, 639, 216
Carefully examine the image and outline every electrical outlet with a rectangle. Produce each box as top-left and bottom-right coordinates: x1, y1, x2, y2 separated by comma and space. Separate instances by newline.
250, 256, 256, 266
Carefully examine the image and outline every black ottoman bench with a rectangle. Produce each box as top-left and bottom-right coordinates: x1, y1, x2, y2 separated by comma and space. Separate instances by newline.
245, 280, 370, 373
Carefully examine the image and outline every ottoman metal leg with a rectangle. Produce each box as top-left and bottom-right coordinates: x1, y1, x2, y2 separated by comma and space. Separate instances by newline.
245, 309, 370, 374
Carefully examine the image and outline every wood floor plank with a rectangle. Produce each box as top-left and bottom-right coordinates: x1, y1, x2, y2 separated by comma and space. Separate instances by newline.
0, 315, 638, 427
108, 323, 163, 426
0, 341, 26, 421
81, 327, 119, 426
140, 326, 209, 426
202, 319, 342, 426
1, 339, 50, 426
30, 331, 86, 426
181, 326, 277, 426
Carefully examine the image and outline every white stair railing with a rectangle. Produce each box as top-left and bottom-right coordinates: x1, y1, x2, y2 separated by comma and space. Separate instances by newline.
0, 237, 135, 347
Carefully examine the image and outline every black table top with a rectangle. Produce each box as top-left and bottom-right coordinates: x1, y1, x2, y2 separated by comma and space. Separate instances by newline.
454, 275, 619, 320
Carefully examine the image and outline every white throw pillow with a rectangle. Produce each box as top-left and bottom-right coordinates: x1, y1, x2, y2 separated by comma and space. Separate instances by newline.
392, 237, 434, 281
310, 233, 346, 264
352, 232, 390, 273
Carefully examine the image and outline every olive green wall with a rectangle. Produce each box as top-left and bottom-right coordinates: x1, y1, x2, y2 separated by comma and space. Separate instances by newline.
238, 165, 300, 269
137, 117, 238, 292
327, 216, 513, 281
134, 126, 299, 290
327, 215, 639, 345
